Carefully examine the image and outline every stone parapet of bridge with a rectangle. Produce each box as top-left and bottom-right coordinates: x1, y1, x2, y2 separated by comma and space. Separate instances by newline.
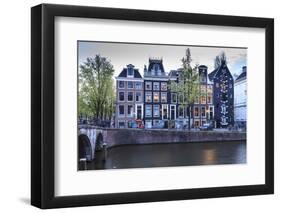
102, 129, 246, 148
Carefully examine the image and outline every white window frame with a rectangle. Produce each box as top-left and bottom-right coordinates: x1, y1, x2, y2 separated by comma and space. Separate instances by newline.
118, 91, 125, 102
169, 104, 176, 120
201, 106, 206, 117
127, 91, 134, 102
161, 92, 167, 103
153, 105, 160, 117
161, 82, 167, 91
118, 105, 125, 117
135, 104, 143, 119
194, 106, 200, 117
145, 92, 152, 102
145, 81, 152, 90
135, 92, 142, 102
127, 81, 134, 89
118, 81, 125, 89
153, 82, 160, 90
171, 93, 177, 103
145, 105, 152, 117
135, 82, 142, 90
178, 105, 185, 118
153, 92, 159, 102
127, 67, 134, 78
127, 105, 134, 117
162, 104, 169, 120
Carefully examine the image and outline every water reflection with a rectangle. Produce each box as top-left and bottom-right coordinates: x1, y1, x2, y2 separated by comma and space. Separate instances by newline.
79, 141, 246, 171
202, 149, 217, 164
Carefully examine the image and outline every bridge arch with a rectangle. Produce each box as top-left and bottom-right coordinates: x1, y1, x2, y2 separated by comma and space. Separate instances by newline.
78, 134, 92, 161
95, 132, 104, 151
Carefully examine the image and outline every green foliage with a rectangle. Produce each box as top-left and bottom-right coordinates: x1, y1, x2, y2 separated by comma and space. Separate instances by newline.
214, 51, 227, 69
78, 55, 115, 120
169, 48, 200, 107
169, 48, 202, 129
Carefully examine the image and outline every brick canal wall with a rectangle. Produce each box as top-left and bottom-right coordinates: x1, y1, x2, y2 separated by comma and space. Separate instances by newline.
102, 129, 246, 148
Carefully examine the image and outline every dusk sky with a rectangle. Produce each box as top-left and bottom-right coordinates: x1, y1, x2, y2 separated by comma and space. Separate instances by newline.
78, 41, 247, 79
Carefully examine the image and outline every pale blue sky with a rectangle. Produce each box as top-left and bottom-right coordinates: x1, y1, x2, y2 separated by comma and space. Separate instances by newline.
78, 41, 247, 79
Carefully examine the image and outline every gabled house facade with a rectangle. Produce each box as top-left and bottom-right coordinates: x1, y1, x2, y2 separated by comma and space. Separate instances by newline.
193, 65, 214, 128
168, 65, 214, 128
234, 66, 247, 128
115, 64, 143, 128
143, 58, 169, 128
208, 61, 234, 128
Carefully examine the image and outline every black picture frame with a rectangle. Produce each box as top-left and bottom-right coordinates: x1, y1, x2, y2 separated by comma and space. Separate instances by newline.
31, 3, 274, 209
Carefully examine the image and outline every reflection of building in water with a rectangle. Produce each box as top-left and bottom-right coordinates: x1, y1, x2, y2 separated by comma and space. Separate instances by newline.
203, 149, 216, 164
234, 66, 247, 129
208, 60, 234, 128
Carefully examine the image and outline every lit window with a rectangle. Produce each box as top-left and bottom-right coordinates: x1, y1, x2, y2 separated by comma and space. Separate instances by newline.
161, 92, 167, 102
153, 92, 159, 102
207, 94, 212, 104
194, 107, 199, 117
201, 95, 206, 104
145, 92, 152, 102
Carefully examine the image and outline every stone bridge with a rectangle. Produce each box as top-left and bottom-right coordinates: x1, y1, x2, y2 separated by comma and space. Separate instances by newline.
78, 125, 246, 161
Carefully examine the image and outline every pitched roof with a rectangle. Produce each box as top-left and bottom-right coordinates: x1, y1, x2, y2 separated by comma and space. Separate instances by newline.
208, 63, 233, 82
208, 68, 218, 81
117, 65, 142, 78
147, 58, 165, 73
235, 71, 246, 82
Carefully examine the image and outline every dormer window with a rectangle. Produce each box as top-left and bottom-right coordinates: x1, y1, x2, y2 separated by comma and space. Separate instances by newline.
153, 64, 161, 75
127, 67, 134, 77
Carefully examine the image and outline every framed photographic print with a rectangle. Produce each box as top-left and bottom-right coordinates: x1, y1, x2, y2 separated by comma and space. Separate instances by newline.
31, 3, 274, 209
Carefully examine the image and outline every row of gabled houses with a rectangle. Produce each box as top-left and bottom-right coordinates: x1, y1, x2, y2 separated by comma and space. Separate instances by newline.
115, 58, 246, 129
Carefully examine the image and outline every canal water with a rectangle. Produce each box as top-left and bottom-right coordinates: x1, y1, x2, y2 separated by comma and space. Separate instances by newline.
79, 141, 246, 171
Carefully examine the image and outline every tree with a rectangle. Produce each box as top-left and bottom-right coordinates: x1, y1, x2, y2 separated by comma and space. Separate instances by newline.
214, 55, 221, 69
169, 48, 201, 130
214, 51, 227, 69
78, 55, 115, 122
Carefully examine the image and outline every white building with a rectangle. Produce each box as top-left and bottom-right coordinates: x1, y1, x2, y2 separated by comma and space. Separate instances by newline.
234, 66, 247, 128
